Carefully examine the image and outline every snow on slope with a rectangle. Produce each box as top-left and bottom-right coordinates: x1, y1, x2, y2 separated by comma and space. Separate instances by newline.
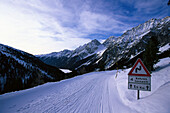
159, 43, 170, 53
0, 58, 170, 113
60, 69, 72, 73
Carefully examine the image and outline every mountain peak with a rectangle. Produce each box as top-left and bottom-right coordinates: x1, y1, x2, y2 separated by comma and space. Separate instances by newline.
90, 39, 101, 46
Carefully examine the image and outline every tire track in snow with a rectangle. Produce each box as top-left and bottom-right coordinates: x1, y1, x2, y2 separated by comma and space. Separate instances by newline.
14, 71, 135, 113
44, 74, 106, 113
15, 73, 100, 113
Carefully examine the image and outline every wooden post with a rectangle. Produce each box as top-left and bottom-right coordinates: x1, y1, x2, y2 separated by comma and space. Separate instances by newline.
137, 90, 140, 100
115, 63, 118, 78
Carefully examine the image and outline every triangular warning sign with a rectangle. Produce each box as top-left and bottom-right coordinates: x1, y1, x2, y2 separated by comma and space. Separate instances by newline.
128, 58, 151, 76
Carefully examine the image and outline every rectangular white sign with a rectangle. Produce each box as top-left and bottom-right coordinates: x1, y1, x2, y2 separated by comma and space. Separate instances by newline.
128, 76, 151, 91
128, 83, 151, 91
128, 76, 151, 84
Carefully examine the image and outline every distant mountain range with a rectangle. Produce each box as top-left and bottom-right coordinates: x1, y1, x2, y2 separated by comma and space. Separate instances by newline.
37, 39, 106, 70
37, 16, 170, 74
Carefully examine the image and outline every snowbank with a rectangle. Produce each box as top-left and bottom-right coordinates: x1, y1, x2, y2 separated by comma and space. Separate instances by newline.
116, 57, 170, 113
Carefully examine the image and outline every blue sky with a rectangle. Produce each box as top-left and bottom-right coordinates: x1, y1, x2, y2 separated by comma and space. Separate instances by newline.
0, 0, 169, 54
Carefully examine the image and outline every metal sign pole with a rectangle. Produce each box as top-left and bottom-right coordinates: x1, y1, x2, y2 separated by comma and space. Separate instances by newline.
137, 90, 140, 100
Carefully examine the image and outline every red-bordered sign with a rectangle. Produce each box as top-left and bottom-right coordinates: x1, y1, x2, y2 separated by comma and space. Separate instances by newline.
128, 58, 151, 76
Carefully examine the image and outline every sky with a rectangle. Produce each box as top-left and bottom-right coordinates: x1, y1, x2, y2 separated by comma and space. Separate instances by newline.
0, 0, 169, 55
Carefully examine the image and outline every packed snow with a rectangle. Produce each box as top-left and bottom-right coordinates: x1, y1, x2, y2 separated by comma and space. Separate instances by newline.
0, 58, 170, 113
60, 69, 72, 73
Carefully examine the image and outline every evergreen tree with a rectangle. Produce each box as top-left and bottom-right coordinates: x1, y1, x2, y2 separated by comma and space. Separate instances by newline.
143, 36, 159, 72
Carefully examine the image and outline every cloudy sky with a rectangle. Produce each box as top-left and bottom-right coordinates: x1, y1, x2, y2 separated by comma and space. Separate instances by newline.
0, 0, 169, 54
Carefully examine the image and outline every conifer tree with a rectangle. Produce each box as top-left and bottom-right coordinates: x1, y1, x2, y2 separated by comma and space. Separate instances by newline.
143, 36, 159, 72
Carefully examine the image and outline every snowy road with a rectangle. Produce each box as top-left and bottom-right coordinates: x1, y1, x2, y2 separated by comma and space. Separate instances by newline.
0, 71, 135, 113
41, 71, 134, 113
0, 58, 170, 113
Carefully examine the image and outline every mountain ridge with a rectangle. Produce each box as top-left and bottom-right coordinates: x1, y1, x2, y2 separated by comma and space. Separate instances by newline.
37, 39, 106, 69
37, 16, 170, 73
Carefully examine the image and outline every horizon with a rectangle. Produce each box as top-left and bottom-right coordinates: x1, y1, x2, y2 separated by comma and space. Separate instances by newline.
0, 0, 169, 55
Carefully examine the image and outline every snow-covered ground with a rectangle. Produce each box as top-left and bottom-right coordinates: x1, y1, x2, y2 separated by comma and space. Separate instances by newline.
60, 69, 72, 73
0, 58, 170, 113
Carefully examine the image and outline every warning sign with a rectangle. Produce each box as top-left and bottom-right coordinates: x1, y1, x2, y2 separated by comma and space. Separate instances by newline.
128, 58, 151, 91
128, 58, 151, 76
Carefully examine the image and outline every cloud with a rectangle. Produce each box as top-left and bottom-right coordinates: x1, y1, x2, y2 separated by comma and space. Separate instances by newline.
0, 0, 92, 54
79, 11, 125, 33
0, 0, 169, 54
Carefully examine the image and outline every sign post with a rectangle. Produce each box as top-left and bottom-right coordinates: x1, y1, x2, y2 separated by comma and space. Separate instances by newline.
137, 90, 139, 100
128, 58, 151, 100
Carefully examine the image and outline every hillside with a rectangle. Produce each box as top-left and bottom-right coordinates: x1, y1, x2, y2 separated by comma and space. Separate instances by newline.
0, 57, 169, 113
0, 44, 65, 94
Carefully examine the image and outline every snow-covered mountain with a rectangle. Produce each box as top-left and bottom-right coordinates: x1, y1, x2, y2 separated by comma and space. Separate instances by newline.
71, 39, 104, 59
103, 16, 169, 49
0, 44, 65, 94
38, 39, 106, 70
97, 16, 170, 69
37, 16, 170, 74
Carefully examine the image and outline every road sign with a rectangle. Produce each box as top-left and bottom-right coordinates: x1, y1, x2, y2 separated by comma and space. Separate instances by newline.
128, 83, 151, 91
128, 58, 151, 76
128, 58, 151, 92
128, 76, 151, 91
128, 76, 151, 84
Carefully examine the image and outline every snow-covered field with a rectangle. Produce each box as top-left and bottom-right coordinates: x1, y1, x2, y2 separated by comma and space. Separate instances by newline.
0, 58, 170, 113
